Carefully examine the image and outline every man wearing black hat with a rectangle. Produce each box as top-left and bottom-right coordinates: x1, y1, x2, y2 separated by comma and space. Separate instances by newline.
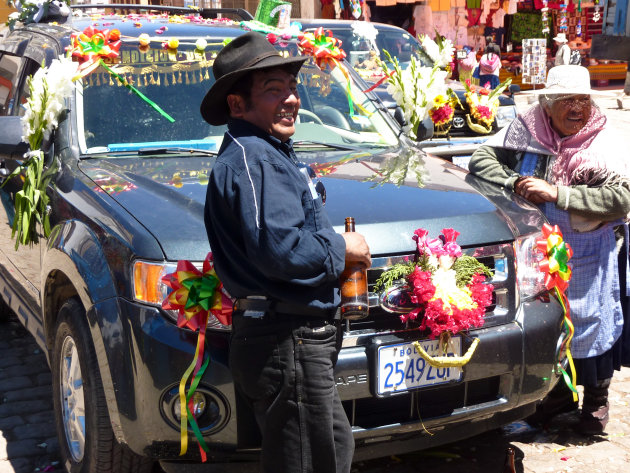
202, 32, 371, 472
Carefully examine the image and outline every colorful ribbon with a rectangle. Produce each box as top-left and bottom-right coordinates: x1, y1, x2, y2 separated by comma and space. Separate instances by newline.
66, 26, 174, 123
298, 27, 346, 71
536, 223, 578, 401
536, 223, 573, 293
67, 26, 121, 76
162, 253, 233, 458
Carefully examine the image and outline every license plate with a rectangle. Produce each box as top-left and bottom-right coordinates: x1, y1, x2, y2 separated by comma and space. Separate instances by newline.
377, 338, 462, 395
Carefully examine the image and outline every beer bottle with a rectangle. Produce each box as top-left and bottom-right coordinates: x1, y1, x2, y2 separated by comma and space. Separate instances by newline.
340, 217, 368, 320
502, 447, 516, 473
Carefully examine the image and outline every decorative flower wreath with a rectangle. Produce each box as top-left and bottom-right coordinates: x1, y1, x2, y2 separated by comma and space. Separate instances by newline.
461, 78, 512, 134
428, 94, 455, 136
376, 228, 493, 367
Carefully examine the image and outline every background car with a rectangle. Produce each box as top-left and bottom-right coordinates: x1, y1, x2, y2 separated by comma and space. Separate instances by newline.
1, 5, 564, 473
299, 19, 520, 168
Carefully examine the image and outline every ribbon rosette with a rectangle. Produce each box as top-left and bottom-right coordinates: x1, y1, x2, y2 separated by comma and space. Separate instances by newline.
536, 223, 573, 292
536, 223, 578, 400
298, 27, 346, 71
161, 253, 233, 460
66, 26, 175, 123
68, 26, 121, 76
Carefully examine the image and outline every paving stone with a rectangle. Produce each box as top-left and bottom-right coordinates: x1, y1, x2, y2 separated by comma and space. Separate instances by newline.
3, 385, 52, 403
0, 400, 53, 418
1, 439, 40, 460
0, 363, 48, 378
25, 411, 56, 425
36, 373, 52, 386
0, 416, 23, 431
13, 422, 57, 441
3, 457, 32, 473
0, 376, 32, 393
0, 357, 21, 369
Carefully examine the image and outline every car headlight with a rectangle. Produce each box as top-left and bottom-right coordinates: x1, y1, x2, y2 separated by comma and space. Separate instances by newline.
132, 260, 230, 331
514, 231, 547, 301
495, 105, 517, 129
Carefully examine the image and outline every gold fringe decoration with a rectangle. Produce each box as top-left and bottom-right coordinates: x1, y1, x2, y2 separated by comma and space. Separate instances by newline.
164, 73, 170, 86
156, 73, 160, 86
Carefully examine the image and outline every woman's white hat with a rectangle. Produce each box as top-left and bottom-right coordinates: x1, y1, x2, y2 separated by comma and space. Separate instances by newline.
553, 33, 568, 43
522, 65, 616, 97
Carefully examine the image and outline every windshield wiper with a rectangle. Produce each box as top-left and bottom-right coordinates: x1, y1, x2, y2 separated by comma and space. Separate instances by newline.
292, 140, 361, 151
81, 147, 218, 158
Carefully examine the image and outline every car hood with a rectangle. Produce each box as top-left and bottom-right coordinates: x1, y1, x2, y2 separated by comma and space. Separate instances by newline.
79, 147, 545, 261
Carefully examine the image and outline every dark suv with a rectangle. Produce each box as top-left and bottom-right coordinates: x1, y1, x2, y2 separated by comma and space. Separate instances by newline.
0, 5, 564, 473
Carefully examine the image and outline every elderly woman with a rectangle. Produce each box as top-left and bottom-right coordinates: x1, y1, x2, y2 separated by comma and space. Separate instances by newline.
469, 65, 630, 435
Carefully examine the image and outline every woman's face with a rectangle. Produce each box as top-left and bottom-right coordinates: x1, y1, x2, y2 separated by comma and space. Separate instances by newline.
544, 94, 592, 137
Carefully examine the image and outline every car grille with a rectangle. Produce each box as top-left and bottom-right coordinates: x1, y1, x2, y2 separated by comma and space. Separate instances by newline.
342, 376, 501, 429
340, 243, 516, 346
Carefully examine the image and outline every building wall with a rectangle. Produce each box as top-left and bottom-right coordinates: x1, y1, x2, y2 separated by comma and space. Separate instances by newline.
1, 4, 15, 23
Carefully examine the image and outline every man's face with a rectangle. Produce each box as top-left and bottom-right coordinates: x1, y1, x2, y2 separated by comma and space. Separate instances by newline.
545, 94, 592, 137
231, 68, 300, 142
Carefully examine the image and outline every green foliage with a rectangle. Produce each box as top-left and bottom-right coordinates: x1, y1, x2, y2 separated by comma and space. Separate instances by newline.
452, 255, 493, 287
374, 260, 416, 292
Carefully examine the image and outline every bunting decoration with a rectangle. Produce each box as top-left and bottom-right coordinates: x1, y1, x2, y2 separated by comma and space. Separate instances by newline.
162, 253, 233, 460
536, 223, 578, 401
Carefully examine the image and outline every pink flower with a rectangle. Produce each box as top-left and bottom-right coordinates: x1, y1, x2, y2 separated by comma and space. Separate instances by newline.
413, 228, 444, 256
440, 228, 462, 258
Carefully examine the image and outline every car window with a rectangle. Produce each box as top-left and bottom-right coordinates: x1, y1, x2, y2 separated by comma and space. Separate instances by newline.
15, 59, 42, 117
0, 53, 24, 116
76, 37, 400, 156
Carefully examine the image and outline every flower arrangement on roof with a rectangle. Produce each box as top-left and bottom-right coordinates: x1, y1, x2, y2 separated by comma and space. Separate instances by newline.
376, 228, 493, 367
419, 33, 455, 70
428, 94, 456, 136
461, 77, 512, 134
378, 51, 450, 140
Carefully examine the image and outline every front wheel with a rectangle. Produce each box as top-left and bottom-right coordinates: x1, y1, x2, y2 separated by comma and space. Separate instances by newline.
51, 298, 153, 473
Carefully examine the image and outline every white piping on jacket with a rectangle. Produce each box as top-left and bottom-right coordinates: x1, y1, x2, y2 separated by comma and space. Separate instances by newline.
227, 131, 261, 229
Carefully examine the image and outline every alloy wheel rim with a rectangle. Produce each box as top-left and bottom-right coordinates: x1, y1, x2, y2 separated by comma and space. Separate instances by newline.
60, 335, 86, 462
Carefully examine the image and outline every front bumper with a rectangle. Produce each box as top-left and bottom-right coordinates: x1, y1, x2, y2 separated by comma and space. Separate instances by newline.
88, 293, 564, 463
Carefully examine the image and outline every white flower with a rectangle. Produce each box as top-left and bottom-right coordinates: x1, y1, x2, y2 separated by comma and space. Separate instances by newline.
21, 55, 78, 148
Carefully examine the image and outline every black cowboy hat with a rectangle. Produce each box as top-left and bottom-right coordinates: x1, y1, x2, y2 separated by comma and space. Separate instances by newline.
200, 32, 308, 125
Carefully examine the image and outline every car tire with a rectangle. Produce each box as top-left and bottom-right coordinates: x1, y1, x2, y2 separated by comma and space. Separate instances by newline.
51, 298, 154, 473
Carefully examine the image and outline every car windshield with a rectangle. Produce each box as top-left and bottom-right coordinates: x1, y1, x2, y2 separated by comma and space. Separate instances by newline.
76, 36, 400, 156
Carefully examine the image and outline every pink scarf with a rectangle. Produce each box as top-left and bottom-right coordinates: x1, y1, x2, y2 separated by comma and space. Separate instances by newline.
518, 104, 627, 186
479, 54, 500, 74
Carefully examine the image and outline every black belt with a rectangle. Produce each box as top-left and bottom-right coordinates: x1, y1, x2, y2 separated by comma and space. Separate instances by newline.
234, 298, 339, 320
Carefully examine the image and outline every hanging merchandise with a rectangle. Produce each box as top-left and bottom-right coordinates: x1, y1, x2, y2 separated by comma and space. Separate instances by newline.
350, 0, 362, 19
593, 0, 601, 23
541, 1, 550, 35
522, 38, 547, 85
576, 0, 582, 37
559, 3, 568, 34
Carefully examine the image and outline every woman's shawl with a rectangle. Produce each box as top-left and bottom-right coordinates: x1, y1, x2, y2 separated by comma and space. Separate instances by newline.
485, 103, 630, 187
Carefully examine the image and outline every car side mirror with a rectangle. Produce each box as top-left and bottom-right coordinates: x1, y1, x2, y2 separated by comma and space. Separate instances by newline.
415, 116, 434, 142
393, 106, 405, 128
0, 116, 28, 158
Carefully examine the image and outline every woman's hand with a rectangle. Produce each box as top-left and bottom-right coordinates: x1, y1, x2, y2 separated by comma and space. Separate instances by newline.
514, 176, 558, 204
